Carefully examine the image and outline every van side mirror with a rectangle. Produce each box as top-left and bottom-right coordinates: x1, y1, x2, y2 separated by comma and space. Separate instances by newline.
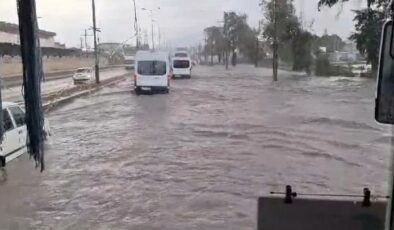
375, 20, 394, 124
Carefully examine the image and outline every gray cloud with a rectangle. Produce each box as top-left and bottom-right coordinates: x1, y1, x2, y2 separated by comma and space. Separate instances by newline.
0, 0, 366, 48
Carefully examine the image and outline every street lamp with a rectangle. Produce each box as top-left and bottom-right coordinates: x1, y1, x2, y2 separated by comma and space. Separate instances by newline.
141, 7, 160, 50
151, 19, 162, 50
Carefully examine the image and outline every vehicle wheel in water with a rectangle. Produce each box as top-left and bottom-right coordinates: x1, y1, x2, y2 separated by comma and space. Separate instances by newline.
135, 87, 141, 95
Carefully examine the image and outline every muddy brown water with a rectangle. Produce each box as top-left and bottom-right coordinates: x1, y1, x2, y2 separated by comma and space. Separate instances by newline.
0, 65, 390, 229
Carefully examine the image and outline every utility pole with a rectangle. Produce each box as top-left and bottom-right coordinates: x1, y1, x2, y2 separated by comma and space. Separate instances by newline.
83, 29, 88, 54
272, 0, 278, 81
151, 10, 154, 50
133, 0, 139, 48
80, 37, 83, 50
91, 0, 100, 84
224, 12, 229, 70
158, 26, 161, 50
204, 35, 208, 63
16, 0, 45, 171
255, 36, 259, 67
81, 29, 87, 53
210, 39, 214, 65
141, 7, 160, 50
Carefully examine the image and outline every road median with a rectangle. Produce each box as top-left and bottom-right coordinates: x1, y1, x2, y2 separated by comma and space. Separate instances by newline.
43, 73, 129, 112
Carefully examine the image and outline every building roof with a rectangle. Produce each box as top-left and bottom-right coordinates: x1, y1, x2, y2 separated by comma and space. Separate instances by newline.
0, 21, 56, 38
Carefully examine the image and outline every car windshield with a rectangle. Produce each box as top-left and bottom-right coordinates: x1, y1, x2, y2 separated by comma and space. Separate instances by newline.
137, 61, 166, 75
0, 0, 392, 229
76, 69, 90, 73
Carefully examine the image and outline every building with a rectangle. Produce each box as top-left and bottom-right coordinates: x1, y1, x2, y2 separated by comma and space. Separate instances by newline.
328, 51, 357, 63
0, 21, 57, 47
99, 42, 122, 53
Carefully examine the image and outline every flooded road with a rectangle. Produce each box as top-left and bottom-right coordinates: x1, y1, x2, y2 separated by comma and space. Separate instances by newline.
0, 65, 390, 229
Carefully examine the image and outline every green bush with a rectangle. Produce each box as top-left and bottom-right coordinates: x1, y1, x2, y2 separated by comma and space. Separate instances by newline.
315, 55, 331, 76
315, 55, 354, 77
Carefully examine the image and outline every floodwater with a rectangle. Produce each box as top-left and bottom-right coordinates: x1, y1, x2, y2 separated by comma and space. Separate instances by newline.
0, 65, 391, 229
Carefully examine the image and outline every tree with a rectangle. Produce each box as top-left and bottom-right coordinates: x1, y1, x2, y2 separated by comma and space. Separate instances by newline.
318, 0, 388, 71
292, 29, 313, 73
262, 0, 300, 80
203, 12, 264, 67
317, 0, 387, 9
316, 34, 345, 52
224, 12, 249, 66
350, 8, 385, 71
204, 26, 226, 65
239, 27, 265, 67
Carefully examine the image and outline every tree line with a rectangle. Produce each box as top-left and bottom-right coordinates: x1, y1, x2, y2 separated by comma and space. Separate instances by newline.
319, 0, 387, 71
201, 12, 262, 69
200, 0, 386, 81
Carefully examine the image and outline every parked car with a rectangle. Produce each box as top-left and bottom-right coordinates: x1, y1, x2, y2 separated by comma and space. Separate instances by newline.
73, 68, 93, 84
172, 57, 192, 79
134, 51, 171, 94
0, 102, 51, 166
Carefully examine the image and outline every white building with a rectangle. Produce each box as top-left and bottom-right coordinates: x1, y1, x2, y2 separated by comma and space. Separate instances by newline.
0, 21, 57, 48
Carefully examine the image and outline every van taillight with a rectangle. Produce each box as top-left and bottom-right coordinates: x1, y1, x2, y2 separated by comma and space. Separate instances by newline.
134, 74, 137, 85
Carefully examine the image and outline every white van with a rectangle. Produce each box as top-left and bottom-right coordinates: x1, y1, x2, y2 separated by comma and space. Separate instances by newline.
172, 57, 192, 79
0, 102, 51, 166
134, 51, 170, 94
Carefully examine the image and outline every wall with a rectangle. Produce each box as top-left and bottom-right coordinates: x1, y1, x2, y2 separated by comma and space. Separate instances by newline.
0, 32, 18, 44
0, 56, 108, 77
0, 31, 55, 47
40, 37, 55, 47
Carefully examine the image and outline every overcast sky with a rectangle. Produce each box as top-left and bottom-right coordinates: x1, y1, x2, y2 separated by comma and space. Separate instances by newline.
0, 0, 366, 48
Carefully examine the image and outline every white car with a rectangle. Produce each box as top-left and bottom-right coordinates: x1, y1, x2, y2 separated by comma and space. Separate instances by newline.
172, 57, 192, 79
134, 51, 170, 94
0, 102, 51, 166
73, 68, 93, 84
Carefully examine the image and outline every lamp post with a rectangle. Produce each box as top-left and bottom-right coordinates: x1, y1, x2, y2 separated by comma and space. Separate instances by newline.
133, 0, 140, 48
141, 7, 160, 50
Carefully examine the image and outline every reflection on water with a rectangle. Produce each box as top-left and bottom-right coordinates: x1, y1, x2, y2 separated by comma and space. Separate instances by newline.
0, 65, 390, 229
0, 168, 7, 184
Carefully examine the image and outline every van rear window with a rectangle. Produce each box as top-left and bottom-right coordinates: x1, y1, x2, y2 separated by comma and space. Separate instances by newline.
174, 53, 188, 57
173, 60, 190, 68
137, 61, 166, 75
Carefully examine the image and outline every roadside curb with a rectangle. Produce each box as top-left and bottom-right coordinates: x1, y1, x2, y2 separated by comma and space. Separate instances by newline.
43, 74, 128, 112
